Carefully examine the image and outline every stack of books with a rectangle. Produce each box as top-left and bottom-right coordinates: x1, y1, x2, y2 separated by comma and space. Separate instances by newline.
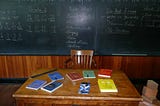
26, 69, 119, 95
26, 71, 64, 93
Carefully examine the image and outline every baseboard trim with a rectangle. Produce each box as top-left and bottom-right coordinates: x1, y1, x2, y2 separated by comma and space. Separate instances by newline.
0, 78, 27, 84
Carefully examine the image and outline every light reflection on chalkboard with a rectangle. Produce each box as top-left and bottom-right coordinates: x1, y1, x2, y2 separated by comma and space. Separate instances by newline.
66, 12, 90, 26
74, 12, 88, 25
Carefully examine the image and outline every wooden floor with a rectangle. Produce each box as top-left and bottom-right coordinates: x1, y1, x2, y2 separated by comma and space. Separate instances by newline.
0, 84, 21, 106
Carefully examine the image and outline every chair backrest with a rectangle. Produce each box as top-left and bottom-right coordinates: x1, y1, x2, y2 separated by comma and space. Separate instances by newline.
71, 50, 94, 69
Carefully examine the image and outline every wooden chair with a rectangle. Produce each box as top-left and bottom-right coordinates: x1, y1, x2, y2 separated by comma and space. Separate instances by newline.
64, 50, 96, 69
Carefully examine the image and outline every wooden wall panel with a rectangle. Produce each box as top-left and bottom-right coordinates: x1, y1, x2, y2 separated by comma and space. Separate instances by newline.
0, 56, 8, 77
98, 56, 123, 70
0, 56, 160, 79
153, 57, 160, 78
100, 56, 160, 79
121, 57, 154, 78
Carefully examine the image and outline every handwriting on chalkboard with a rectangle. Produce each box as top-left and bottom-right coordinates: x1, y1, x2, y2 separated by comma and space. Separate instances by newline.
65, 30, 88, 49
0, 0, 160, 55
0, 32, 23, 41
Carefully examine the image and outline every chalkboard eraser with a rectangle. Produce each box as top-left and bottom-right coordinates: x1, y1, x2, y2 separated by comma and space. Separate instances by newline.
112, 53, 147, 56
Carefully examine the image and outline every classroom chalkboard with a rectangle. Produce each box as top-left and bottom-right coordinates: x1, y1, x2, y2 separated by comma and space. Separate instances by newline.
0, 0, 160, 55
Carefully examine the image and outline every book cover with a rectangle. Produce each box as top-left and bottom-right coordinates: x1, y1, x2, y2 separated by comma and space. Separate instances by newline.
98, 79, 118, 92
26, 79, 47, 90
48, 71, 64, 81
98, 69, 112, 78
66, 72, 83, 81
78, 82, 90, 94
83, 70, 96, 78
41, 81, 63, 93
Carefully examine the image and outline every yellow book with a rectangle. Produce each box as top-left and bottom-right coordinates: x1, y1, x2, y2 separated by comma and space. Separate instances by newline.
98, 79, 118, 92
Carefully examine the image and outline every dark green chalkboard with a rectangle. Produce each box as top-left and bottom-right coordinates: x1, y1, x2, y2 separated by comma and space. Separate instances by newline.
0, 0, 160, 55
96, 0, 160, 56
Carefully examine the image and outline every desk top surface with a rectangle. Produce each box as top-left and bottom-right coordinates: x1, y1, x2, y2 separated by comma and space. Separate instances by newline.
13, 68, 142, 102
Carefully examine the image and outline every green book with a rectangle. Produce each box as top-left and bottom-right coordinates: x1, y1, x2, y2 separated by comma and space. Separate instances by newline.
83, 70, 96, 78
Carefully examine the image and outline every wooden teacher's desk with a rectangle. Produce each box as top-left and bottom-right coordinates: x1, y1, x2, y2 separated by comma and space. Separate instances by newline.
13, 69, 142, 106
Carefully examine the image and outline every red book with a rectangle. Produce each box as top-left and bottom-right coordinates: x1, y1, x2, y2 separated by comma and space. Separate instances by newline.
98, 69, 112, 78
66, 72, 83, 81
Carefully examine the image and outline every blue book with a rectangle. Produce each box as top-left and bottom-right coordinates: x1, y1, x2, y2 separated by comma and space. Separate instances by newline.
41, 81, 63, 93
48, 71, 64, 81
83, 70, 96, 78
78, 82, 91, 94
26, 80, 47, 90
